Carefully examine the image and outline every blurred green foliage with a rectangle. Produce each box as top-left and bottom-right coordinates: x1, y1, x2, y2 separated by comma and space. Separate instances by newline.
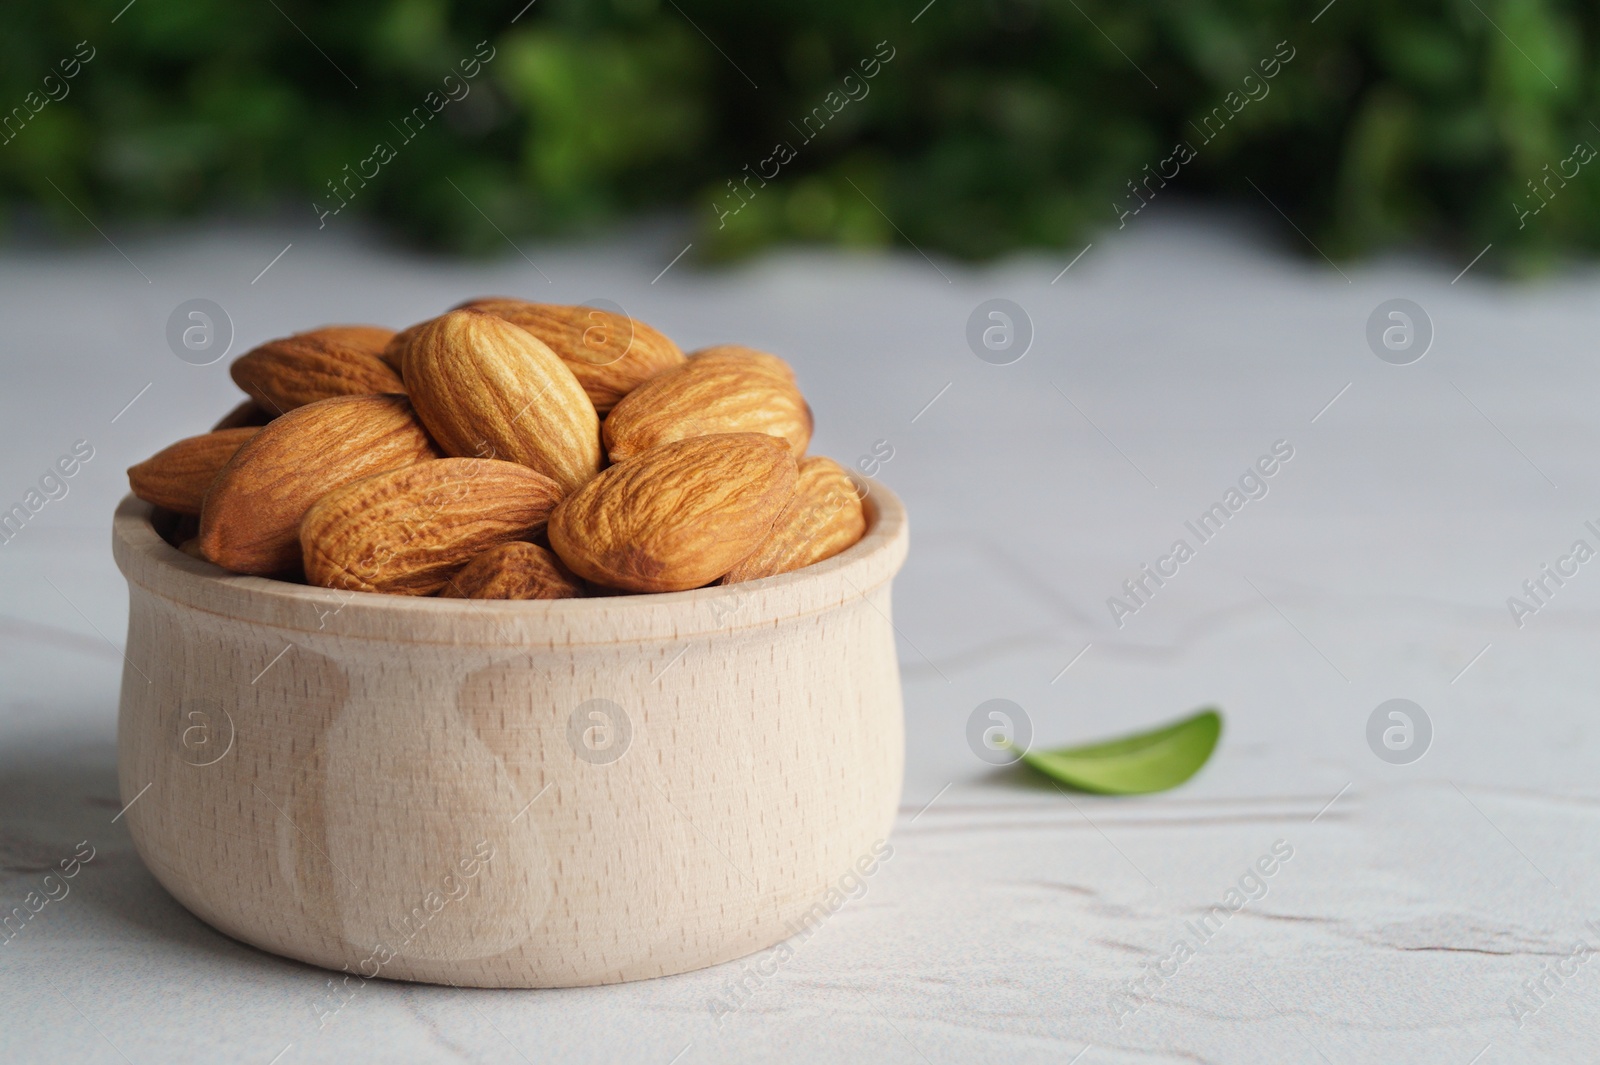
1, 0, 1597, 268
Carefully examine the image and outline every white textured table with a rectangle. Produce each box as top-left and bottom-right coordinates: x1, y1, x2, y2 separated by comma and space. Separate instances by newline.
4, 218, 1599, 1063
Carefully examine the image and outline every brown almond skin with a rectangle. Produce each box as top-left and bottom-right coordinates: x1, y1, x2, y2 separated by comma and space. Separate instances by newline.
687, 344, 797, 380
230, 325, 401, 414
150, 507, 199, 548
548, 433, 798, 593
212, 399, 274, 431
459, 297, 685, 414
602, 346, 812, 462
301, 458, 563, 596
721, 456, 867, 584
380, 320, 425, 374
404, 309, 602, 494
198, 394, 439, 575
127, 428, 260, 515
440, 541, 585, 600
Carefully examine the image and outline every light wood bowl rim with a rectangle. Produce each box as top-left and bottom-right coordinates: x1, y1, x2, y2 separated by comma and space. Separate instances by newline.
111, 477, 908, 647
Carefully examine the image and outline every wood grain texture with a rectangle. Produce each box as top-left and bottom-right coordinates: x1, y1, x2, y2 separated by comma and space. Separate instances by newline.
112, 479, 908, 988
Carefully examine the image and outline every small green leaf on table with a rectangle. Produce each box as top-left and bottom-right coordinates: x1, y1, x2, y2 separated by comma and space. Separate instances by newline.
1015, 708, 1222, 795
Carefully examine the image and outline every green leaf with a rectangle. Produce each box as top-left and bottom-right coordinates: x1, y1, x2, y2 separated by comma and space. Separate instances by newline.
1015, 708, 1222, 795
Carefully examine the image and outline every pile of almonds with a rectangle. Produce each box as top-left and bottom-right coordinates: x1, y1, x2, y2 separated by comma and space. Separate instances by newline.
127, 300, 868, 598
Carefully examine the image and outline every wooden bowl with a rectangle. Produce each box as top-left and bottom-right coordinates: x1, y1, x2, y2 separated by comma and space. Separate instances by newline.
110, 481, 907, 988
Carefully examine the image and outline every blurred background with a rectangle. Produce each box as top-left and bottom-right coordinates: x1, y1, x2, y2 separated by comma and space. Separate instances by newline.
1, 0, 1593, 269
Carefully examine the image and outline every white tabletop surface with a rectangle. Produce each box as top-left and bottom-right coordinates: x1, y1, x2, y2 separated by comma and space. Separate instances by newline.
3, 214, 1599, 1063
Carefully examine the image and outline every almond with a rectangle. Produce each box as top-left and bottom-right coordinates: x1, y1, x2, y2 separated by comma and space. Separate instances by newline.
440, 541, 585, 600
688, 344, 798, 380
212, 399, 274, 431
404, 309, 602, 494
459, 298, 685, 414
127, 428, 260, 515
548, 433, 798, 593
151, 507, 199, 548
379, 320, 424, 374
721, 456, 867, 584
301, 458, 562, 595
602, 346, 812, 462
198, 394, 439, 574
230, 325, 402, 414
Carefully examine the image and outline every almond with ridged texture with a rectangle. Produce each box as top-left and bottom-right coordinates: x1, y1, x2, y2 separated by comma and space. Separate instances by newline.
458, 297, 685, 414
602, 346, 811, 462
301, 458, 562, 595
127, 427, 260, 515
440, 541, 585, 600
549, 433, 798, 593
212, 399, 274, 431
721, 456, 866, 584
230, 325, 401, 414
687, 343, 798, 380
379, 320, 426, 374
404, 309, 601, 494
198, 394, 439, 575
